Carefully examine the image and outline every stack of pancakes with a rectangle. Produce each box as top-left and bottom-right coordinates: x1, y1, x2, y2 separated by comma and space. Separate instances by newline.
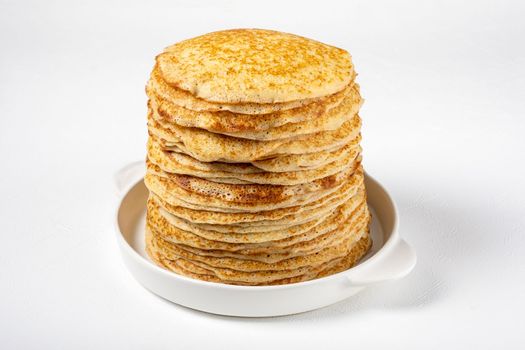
144, 29, 371, 285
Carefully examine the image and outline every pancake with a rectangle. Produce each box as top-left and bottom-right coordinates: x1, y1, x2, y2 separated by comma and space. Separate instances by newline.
147, 138, 362, 185
149, 133, 361, 174
149, 111, 362, 163
146, 229, 371, 285
151, 168, 365, 226
144, 163, 360, 213
148, 195, 368, 256
153, 180, 365, 237
147, 65, 325, 114
158, 211, 367, 264
151, 211, 367, 264
149, 83, 362, 140
149, 223, 367, 272
147, 233, 371, 286
148, 188, 365, 245
157, 29, 354, 103
147, 77, 358, 135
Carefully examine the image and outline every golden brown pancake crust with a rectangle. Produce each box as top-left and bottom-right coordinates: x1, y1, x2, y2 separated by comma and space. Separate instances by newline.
157, 29, 354, 103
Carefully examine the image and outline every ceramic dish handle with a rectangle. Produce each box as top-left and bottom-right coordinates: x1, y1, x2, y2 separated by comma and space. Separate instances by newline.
114, 161, 145, 195
346, 238, 416, 286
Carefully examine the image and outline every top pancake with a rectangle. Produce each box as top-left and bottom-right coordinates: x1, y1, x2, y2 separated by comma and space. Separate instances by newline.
148, 65, 324, 114
157, 29, 354, 104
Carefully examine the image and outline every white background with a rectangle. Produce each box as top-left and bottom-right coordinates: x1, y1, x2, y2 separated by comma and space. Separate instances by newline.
1, 0, 524, 348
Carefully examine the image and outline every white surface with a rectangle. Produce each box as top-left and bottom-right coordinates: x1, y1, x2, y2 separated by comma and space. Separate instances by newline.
0, 0, 524, 348
115, 165, 415, 317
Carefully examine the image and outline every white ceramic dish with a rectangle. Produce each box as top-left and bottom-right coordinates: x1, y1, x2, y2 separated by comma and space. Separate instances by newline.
114, 161, 416, 317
